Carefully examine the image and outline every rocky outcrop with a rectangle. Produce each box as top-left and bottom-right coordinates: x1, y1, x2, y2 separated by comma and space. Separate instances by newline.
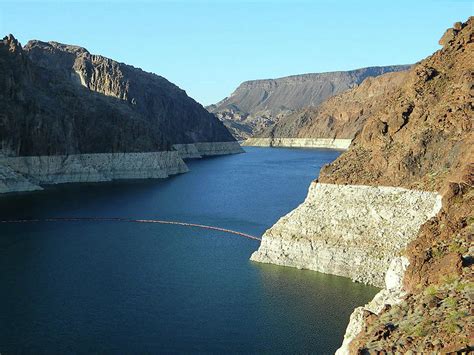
242, 138, 352, 150
251, 183, 442, 287
208, 66, 410, 139
172, 141, 244, 159
0, 35, 242, 193
0, 152, 188, 186
336, 257, 410, 355
0, 164, 42, 193
252, 18, 473, 353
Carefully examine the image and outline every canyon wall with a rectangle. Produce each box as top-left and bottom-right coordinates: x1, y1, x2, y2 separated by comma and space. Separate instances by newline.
0, 151, 188, 189
0, 35, 242, 194
208, 66, 410, 139
23, 39, 236, 147
251, 18, 473, 353
251, 70, 408, 147
251, 183, 442, 287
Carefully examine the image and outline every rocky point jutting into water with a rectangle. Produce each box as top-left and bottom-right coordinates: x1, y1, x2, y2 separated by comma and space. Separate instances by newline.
0, 35, 242, 194
207, 65, 410, 140
251, 18, 473, 353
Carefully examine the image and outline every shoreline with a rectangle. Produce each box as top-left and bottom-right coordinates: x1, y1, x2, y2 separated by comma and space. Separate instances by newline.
242, 137, 352, 150
0, 141, 243, 195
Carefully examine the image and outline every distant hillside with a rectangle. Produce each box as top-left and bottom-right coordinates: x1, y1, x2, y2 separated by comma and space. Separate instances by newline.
252, 70, 408, 143
208, 65, 410, 139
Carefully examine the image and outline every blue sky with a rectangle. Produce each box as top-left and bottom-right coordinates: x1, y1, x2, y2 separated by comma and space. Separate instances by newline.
0, 1, 471, 105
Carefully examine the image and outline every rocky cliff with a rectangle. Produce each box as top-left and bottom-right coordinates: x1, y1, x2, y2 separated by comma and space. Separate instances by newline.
0, 35, 242, 193
208, 65, 410, 139
251, 183, 442, 287
251, 18, 473, 353
247, 70, 408, 148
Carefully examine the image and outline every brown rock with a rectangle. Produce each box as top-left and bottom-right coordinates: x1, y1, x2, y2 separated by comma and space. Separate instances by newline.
252, 69, 409, 142
326, 17, 474, 354
453, 22, 463, 30
208, 65, 410, 139
439, 28, 456, 46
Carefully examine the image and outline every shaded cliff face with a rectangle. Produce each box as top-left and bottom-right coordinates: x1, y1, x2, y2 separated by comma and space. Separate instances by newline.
254, 70, 408, 141
23, 40, 235, 146
319, 18, 473, 353
0, 35, 236, 158
0, 35, 172, 156
208, 65, 410, 139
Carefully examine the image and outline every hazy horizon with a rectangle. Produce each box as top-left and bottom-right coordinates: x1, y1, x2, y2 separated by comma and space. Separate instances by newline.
1, 0, 471, 105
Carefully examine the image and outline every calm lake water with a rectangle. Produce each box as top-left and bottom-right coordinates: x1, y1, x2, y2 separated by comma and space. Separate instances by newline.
0, 147, 377, 353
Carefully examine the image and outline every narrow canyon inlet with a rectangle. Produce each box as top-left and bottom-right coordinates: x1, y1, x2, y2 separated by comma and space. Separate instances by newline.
0, 147, 377, 353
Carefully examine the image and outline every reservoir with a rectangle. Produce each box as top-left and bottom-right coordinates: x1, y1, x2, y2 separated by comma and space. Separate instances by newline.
0, 147, 378, 353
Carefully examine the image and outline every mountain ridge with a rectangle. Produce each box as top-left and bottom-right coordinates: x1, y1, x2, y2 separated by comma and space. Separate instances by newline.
0, 34, 242, 193
208, 65, 411, 139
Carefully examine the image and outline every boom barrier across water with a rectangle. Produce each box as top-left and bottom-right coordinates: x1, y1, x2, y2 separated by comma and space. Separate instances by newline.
0, 217, 261, 241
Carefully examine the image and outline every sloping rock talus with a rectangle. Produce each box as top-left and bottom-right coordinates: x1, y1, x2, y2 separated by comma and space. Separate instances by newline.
251, 17, 473, 353
0, 35, 242, 193
208, 66, 410, 139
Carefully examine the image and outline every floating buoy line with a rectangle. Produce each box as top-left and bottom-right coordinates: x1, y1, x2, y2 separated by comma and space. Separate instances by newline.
0, 217, 261, 241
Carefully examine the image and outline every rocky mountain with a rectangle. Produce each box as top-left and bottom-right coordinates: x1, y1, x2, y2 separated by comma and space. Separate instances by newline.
208, 65, 410, 139
0, 35, 242, 193
248, 70, 408, 148
251, 18, 473, 353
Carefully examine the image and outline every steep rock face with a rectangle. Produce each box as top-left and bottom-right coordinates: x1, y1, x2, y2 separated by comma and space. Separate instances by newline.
0, 152, 189, 185
0, 35, 170, 156
319, 24, 472, 190
251, 183, 442, 287
0, 164, 42, 193
332, 19, 473, 352
209, 65, 410, 139
250, 70, 408, 147
0, 35, 242, 193
251, 18, 473, 353
24, 40, 236, 145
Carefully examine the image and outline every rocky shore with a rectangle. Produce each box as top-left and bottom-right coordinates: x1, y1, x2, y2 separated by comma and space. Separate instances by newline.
251, 18, 473, 353
243, 138, 351, 150
0, 151, 188, 193
0, 35, 243, 194
0, 141, 244, 194
251, 182, 442, 287
173, 141, 244, 159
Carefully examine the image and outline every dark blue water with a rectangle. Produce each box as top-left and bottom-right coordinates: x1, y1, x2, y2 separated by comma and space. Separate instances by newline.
0, 147, 377, 353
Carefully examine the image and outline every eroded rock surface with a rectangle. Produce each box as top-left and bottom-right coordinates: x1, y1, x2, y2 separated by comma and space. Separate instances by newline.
0, 35, 242, 193
242, 138, 352, 149
253, 70, 408, 144
208, 66, 410, 139
251, 183, 442, 287
251, 17, 473, 353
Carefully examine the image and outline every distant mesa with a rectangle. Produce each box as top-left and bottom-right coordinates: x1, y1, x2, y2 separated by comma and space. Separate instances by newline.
208, 65, 410, 140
